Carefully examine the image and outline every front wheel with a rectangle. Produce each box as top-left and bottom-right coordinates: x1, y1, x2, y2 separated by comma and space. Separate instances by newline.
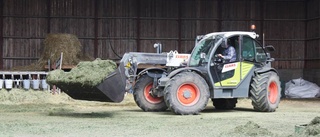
250, 71, 281, 112
133, 75, 168, 112
164, 72, 209, 115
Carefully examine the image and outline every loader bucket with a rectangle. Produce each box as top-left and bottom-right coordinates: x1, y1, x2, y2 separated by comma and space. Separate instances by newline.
56, 62, 127, 102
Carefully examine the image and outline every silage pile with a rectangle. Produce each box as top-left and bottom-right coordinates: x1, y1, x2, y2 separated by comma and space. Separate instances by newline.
46, 58, 117, 87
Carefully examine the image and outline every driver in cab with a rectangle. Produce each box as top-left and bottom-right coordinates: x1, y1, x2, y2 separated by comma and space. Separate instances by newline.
217, 39, 236, 63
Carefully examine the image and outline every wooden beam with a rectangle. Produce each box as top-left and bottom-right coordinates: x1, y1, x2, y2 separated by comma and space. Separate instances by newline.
178, 0, 182, 52
217, 0, 222, 31
304, 0, 308, 69
47, 0, 51, 33
94, 0, 99, 58
260, 0, 264, 39
136, 0, 141, 52
248, 0, 252, 27
0, 0, 3, 69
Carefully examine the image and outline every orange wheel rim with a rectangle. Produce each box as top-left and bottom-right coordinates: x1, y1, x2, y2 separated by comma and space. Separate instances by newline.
177, 83, 200, 106
268, 81, 278, 104
144, 83, 162, 104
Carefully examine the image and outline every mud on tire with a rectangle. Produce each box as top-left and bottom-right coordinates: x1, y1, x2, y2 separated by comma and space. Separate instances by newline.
250, 71, 281, 112
133, 75, 168, 111
164, 72, 209, 115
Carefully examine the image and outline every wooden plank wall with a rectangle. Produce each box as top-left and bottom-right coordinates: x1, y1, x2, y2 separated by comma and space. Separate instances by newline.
2, 0, 47, 69
98, 0, 137, 59
49, 0, 95, 58
180, 0, 219, 53
304, 0, 320, 85
138, 0, 179, 53
263, 0, 306, 69
306, 0, 320, 69
0, 0, 318, 70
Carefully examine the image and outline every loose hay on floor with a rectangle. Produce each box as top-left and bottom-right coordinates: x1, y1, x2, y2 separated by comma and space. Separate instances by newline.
0, 89, 72, 104
0, 89, 135, 106
302, 117, 320, 136
232, 121, 274, 136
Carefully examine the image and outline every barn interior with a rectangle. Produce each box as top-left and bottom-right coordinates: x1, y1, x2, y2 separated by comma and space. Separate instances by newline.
0, 0, 319, 88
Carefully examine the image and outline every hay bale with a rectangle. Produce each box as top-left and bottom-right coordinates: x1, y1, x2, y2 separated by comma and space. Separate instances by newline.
11, 33, 94, 71
39, 33, 83, 66
46, 58, 117, 87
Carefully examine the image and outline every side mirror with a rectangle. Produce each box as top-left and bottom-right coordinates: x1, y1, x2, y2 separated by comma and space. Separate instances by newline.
256, 53, 267, 62
265, 45, 275, 52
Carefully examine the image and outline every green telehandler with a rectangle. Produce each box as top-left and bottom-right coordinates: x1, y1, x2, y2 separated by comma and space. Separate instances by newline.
55, 31, 281, 115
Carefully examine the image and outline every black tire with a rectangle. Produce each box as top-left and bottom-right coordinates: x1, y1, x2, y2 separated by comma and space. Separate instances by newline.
133, 75, 168, 112
212, 98, 237, 110
164, 72, 209, 115
250, 71, 281, 112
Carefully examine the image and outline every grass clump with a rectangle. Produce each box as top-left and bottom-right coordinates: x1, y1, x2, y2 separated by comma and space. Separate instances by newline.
232, 121, 273, 136
46, 58, 117, 87
303, 117, 320, 136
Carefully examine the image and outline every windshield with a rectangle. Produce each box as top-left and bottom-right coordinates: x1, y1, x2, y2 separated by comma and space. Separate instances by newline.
189, 35, 223, 67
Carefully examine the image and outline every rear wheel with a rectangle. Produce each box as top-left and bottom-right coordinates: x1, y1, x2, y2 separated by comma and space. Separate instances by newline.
250, 71, 281, 112
133, 75, 168, 111
212, 98, 237, 110
164, 72, 209, 115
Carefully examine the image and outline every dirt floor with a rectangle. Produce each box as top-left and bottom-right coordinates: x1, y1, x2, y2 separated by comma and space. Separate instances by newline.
0, 89, 319, 137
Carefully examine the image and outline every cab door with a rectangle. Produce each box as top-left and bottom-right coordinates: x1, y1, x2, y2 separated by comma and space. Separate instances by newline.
210, 35, 241, 88
210, 35, 255, 88
239, 36, 256, 82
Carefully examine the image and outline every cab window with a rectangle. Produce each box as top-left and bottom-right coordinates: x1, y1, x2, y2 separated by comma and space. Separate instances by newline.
254, 40, 267, 62
242, 36, 255, 62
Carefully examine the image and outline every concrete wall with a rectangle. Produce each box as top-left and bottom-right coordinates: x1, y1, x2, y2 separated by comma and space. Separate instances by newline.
278, 69, 320, 98
278, 69, 320, 87
303, 69, 320, 86
278, 69, 304, 84
277, 69, 303, 97
306, 0, 320, 88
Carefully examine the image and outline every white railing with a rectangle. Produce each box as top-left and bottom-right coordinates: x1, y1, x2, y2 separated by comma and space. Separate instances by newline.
0, 71, 48, 91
